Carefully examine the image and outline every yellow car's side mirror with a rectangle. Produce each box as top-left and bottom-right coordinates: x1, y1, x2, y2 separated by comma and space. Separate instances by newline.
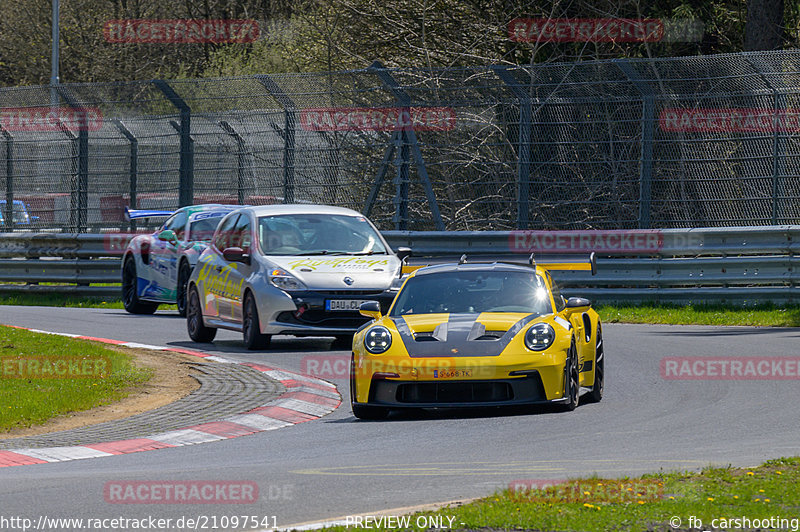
359, 301, 382, 320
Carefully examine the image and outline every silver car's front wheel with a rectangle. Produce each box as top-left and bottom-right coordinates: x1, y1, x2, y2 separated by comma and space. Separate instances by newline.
243, 292, 271, 350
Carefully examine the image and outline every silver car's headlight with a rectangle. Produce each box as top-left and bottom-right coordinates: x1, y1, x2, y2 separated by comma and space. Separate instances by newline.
389, 275, 407, 291
269, 268, 306, 291
524, 323, 555, 351
364, 326, 392, 354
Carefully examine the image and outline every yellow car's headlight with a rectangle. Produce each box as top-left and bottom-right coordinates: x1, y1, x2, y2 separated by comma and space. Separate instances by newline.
364, 326, 392, 354
524, 323, 555, 351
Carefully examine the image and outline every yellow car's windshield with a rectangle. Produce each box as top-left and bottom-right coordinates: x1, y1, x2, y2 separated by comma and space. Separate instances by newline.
390, 270, 552, 316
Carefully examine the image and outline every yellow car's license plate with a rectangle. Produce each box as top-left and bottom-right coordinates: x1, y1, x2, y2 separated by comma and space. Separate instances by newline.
433, 369, 472, 379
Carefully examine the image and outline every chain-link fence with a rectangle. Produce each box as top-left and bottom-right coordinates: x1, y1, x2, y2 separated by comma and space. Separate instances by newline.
1, 50, 799, 232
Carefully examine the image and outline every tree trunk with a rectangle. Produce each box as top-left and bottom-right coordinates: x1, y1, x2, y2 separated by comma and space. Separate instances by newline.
744, 0, 785, 50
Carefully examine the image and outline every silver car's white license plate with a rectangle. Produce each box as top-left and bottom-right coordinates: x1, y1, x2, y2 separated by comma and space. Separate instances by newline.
326, 299, 375, 311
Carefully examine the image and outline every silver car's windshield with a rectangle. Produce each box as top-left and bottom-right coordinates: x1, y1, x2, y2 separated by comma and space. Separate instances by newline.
390, 271, 552, 316
257, 214, 388, 256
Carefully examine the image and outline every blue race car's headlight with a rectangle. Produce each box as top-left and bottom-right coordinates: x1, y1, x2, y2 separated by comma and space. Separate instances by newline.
364, 326, 392, 354
525, 323, 555, 351
269, 268, 307, 291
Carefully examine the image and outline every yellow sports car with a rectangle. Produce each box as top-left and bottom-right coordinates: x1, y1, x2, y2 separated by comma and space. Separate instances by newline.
350, 255, 603, 419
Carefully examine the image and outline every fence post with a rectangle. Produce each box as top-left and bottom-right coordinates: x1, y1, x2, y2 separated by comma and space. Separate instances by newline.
218, 121, 246, 204
368, 61, 444, 230
1, 126, 12, 231
168, 120, 193, 206
614, 59, 654, 229
54, 86, 89, 232
112, 120, 138, 230
153, 80, 193, 207
394, 132, 410, 230
255, 75, 296, 204
492, 66, 532, 230
364, 131, 399, 217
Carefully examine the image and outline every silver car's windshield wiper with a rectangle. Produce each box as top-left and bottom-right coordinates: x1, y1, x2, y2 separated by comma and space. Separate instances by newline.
298, 250, 387, 256
339, 250, 387, 255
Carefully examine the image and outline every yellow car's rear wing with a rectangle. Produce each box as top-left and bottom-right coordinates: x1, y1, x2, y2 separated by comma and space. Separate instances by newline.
399, 252, 597, 275
536, 252, 597, 276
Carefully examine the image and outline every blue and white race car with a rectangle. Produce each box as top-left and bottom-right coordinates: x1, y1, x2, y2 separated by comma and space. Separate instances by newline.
121, 204, 242, 316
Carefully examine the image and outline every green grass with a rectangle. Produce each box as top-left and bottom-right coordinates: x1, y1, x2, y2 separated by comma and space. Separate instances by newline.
319, 458, 800, 532
0, 293, 176, 310
597, 302, 800, 327
0, 325, 152, 431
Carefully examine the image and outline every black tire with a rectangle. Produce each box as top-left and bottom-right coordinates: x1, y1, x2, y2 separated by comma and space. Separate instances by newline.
585, 324, 604, 403
176, 260, 191, 317
350, 353, 389, 420
122, 257, 158, 315
561, 340, 580, 412
352, 404, 390, 420
186, 286, 216, 343
243, 292, 271, 350
332, 334, 355, 349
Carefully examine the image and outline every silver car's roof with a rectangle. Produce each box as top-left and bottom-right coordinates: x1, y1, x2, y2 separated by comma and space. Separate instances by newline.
239, 204, 368, 217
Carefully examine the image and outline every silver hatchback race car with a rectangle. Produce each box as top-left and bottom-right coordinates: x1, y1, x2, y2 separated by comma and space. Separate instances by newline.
185, 205, 409, 349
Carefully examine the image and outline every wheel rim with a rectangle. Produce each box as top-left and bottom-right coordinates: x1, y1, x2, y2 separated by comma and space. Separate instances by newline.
122, 260, 136, 306
243, 296, 254, 342
565, 344, 579, 406
187, 290, 200, 336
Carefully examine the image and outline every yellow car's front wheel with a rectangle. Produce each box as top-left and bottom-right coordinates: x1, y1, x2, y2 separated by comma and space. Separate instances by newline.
561, 339, 580, 411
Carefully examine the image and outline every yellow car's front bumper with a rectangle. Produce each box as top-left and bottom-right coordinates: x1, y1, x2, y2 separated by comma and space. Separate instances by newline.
351, 350, 570, 408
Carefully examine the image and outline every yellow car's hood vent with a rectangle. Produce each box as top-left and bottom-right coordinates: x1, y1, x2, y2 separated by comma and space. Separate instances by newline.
391, 313, 543, 358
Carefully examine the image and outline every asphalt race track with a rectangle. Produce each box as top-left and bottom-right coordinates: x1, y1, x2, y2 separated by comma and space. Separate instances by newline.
1, 306, 800, 528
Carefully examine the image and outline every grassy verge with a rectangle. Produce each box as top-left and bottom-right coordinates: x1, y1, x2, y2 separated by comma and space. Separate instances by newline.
0, 325, 151, 431
597, 302, 800, 327
321, 458, 800, 532
0, 293, 176, 310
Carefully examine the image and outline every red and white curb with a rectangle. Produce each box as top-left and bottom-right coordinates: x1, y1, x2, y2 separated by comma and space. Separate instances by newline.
0, 326, 341, 468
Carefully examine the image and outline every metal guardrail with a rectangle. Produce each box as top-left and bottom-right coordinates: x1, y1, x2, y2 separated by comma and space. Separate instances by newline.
0, 227, 798, 303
